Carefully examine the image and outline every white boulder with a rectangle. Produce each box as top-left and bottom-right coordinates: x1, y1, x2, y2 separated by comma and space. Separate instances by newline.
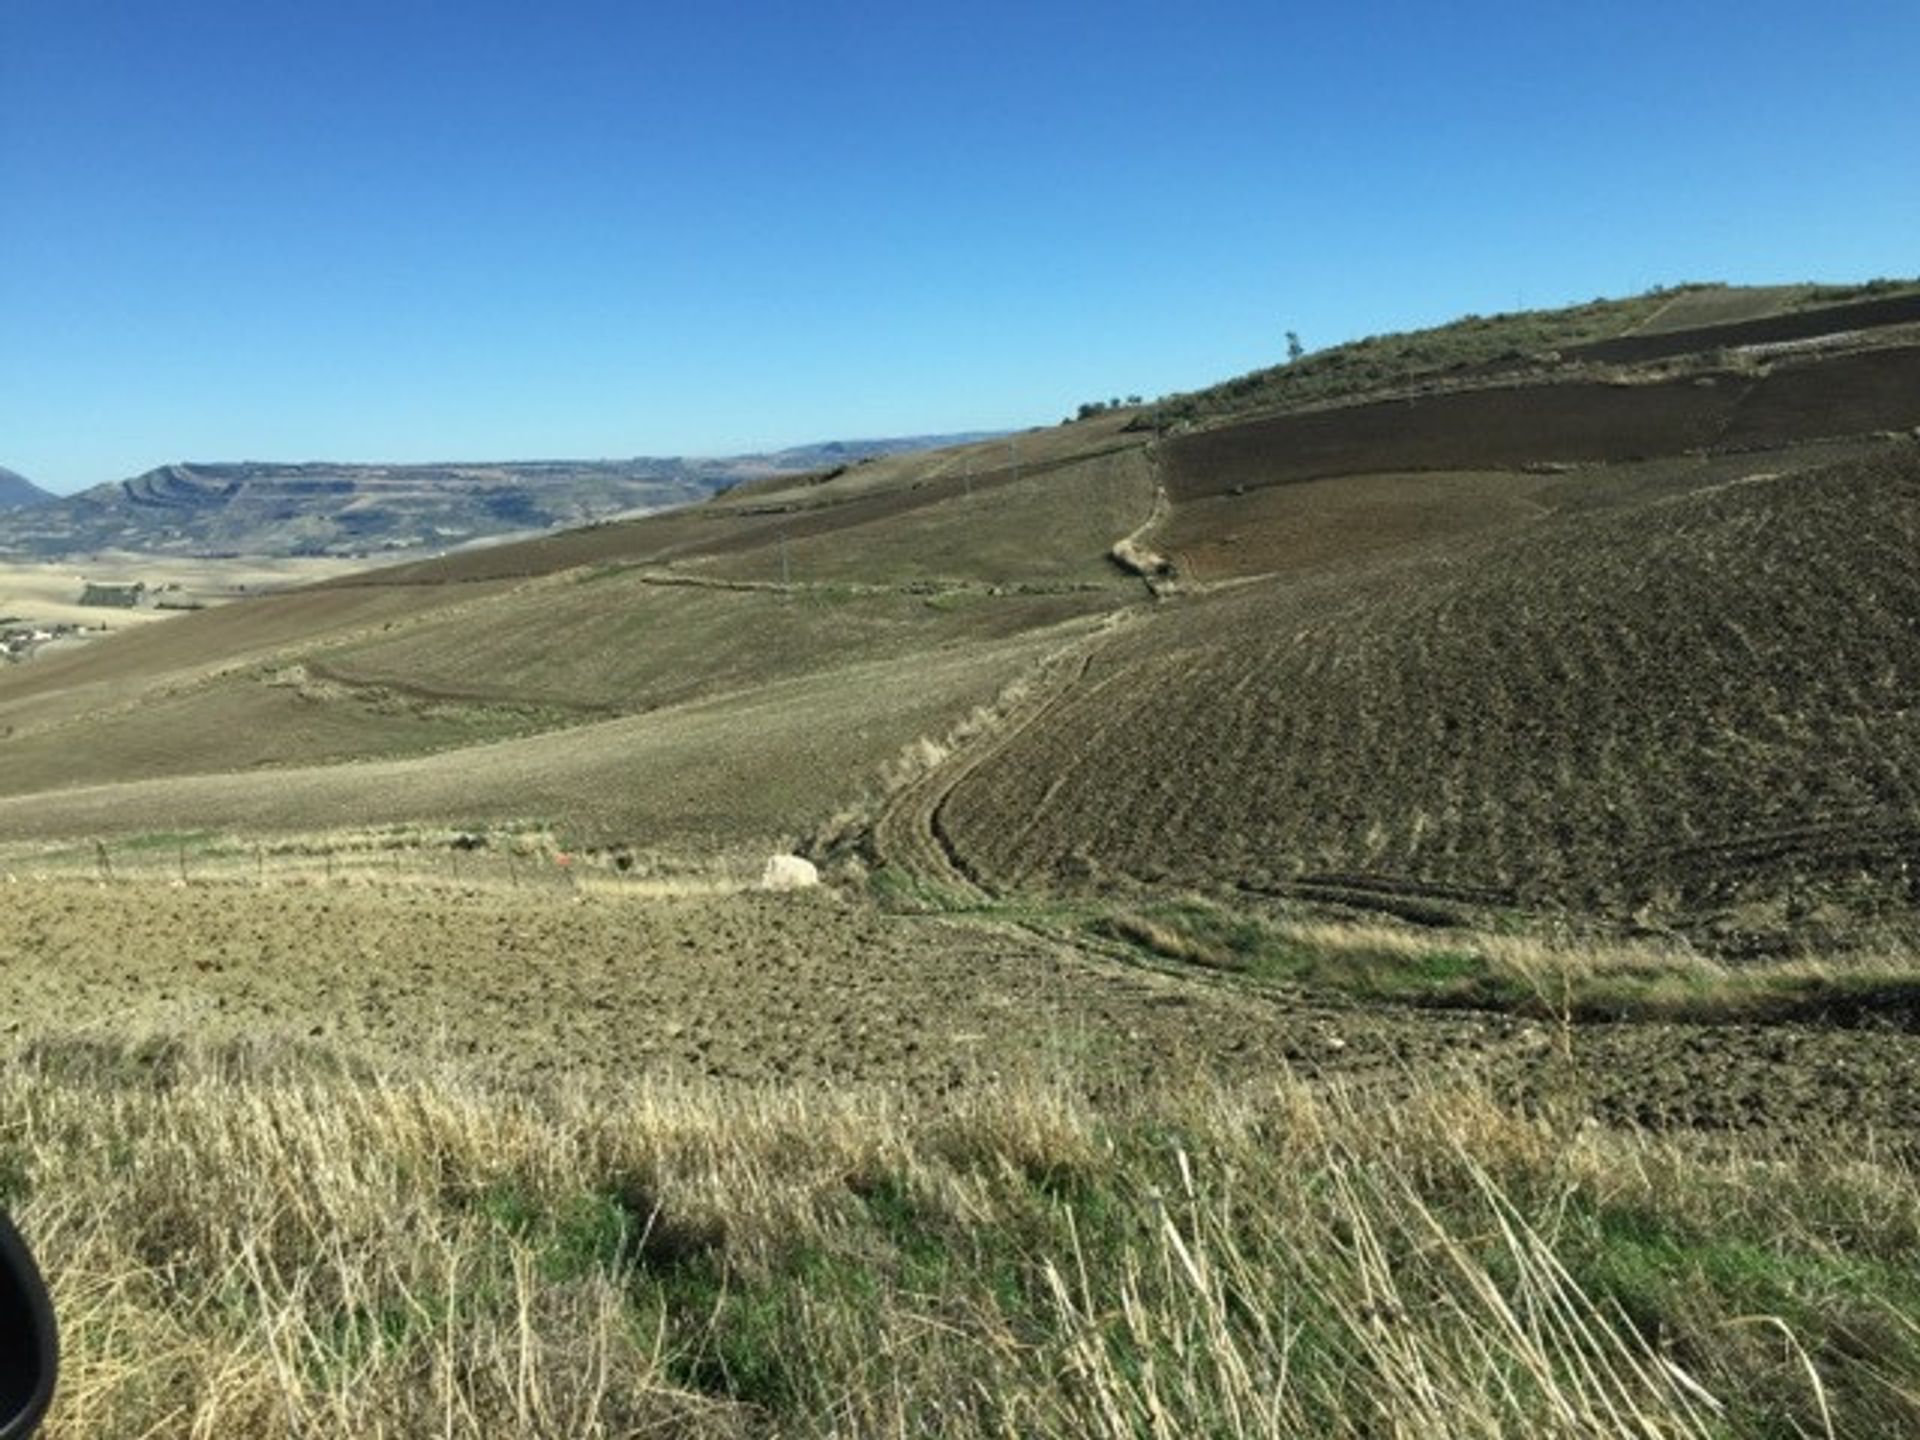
759, 854, 819, 891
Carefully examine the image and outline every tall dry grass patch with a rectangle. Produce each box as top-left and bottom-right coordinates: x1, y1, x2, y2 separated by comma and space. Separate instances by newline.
5, 1035, 1916, 1436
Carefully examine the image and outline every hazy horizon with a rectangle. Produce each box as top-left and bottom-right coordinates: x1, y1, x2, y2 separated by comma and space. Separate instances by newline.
5, 0, 1916, 493
5, 430, 1008, 500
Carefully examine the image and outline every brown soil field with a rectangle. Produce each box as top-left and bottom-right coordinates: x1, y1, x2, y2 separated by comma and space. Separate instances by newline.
1157, 469, 1554, 582
1160, 439, 1896, 583
1160, 344, 1920, 502
10, 290, 1920, 1436
937, 449, 1920, 945
5, 877, 1918, 1137
4, 295, 1918, 950
1568, 288, 1920, 365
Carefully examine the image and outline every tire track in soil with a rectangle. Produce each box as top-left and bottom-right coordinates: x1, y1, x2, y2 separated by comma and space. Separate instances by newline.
871, 613, 1132, 898
872, 439, 1172, 895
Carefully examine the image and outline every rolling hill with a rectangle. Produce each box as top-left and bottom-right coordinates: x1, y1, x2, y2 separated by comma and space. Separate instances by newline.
2, 281, 1917, 953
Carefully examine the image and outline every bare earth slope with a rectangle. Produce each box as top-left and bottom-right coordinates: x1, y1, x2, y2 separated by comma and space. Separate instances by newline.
9, 286, 1920, 1440
940, 447, 1920, 945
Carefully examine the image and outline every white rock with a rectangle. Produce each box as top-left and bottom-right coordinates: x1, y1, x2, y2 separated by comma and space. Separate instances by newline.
759, 854, 819, 891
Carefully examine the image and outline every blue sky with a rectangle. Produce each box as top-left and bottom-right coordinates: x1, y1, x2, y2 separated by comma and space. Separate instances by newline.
4, 1, 1916, 493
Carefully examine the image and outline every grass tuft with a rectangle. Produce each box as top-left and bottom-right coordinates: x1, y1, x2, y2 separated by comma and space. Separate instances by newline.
6, 1035, 1918, 1436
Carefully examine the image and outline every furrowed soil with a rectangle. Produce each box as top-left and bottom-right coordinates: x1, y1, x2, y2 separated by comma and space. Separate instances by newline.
940, 448, 1920, 945
5, 877, 1918, 1138
1159, 344, 1920, 500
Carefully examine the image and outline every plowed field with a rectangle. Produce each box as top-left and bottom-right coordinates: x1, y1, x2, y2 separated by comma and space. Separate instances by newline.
0, 623, 1089, 847
940, 450, 1920, 944
6, 878, 1919, 1136
1160, 346, 1920, 502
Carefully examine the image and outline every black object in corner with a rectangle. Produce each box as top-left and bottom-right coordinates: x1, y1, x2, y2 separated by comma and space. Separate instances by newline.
0, 1210, 55, 1440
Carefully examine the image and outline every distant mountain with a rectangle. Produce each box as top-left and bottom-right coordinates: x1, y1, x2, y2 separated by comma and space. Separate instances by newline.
0, 435, 997, 558
0, 467, 53, 509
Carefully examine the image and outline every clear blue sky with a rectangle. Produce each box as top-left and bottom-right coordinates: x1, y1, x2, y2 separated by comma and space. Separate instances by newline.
4, 1, 1916, 493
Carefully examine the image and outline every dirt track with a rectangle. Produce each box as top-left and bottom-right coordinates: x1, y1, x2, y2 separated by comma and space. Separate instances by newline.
869, 614, 1130, 896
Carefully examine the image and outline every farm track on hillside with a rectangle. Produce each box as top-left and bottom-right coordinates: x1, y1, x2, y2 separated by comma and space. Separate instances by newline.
870, 613, 1132, 897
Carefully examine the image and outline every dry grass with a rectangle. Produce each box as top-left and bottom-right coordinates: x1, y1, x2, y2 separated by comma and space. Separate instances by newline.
8, 1035, 1918, 1437
0, 553, 376, 633
1286, 918, 1920, 1022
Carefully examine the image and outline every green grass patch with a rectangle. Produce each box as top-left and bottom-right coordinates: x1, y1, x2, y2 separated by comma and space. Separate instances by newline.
865, 864, 983, 914
1089, 896, 1532, 1006
1560, 1199, 1920, 1437
1069, 891, 1920, 1029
